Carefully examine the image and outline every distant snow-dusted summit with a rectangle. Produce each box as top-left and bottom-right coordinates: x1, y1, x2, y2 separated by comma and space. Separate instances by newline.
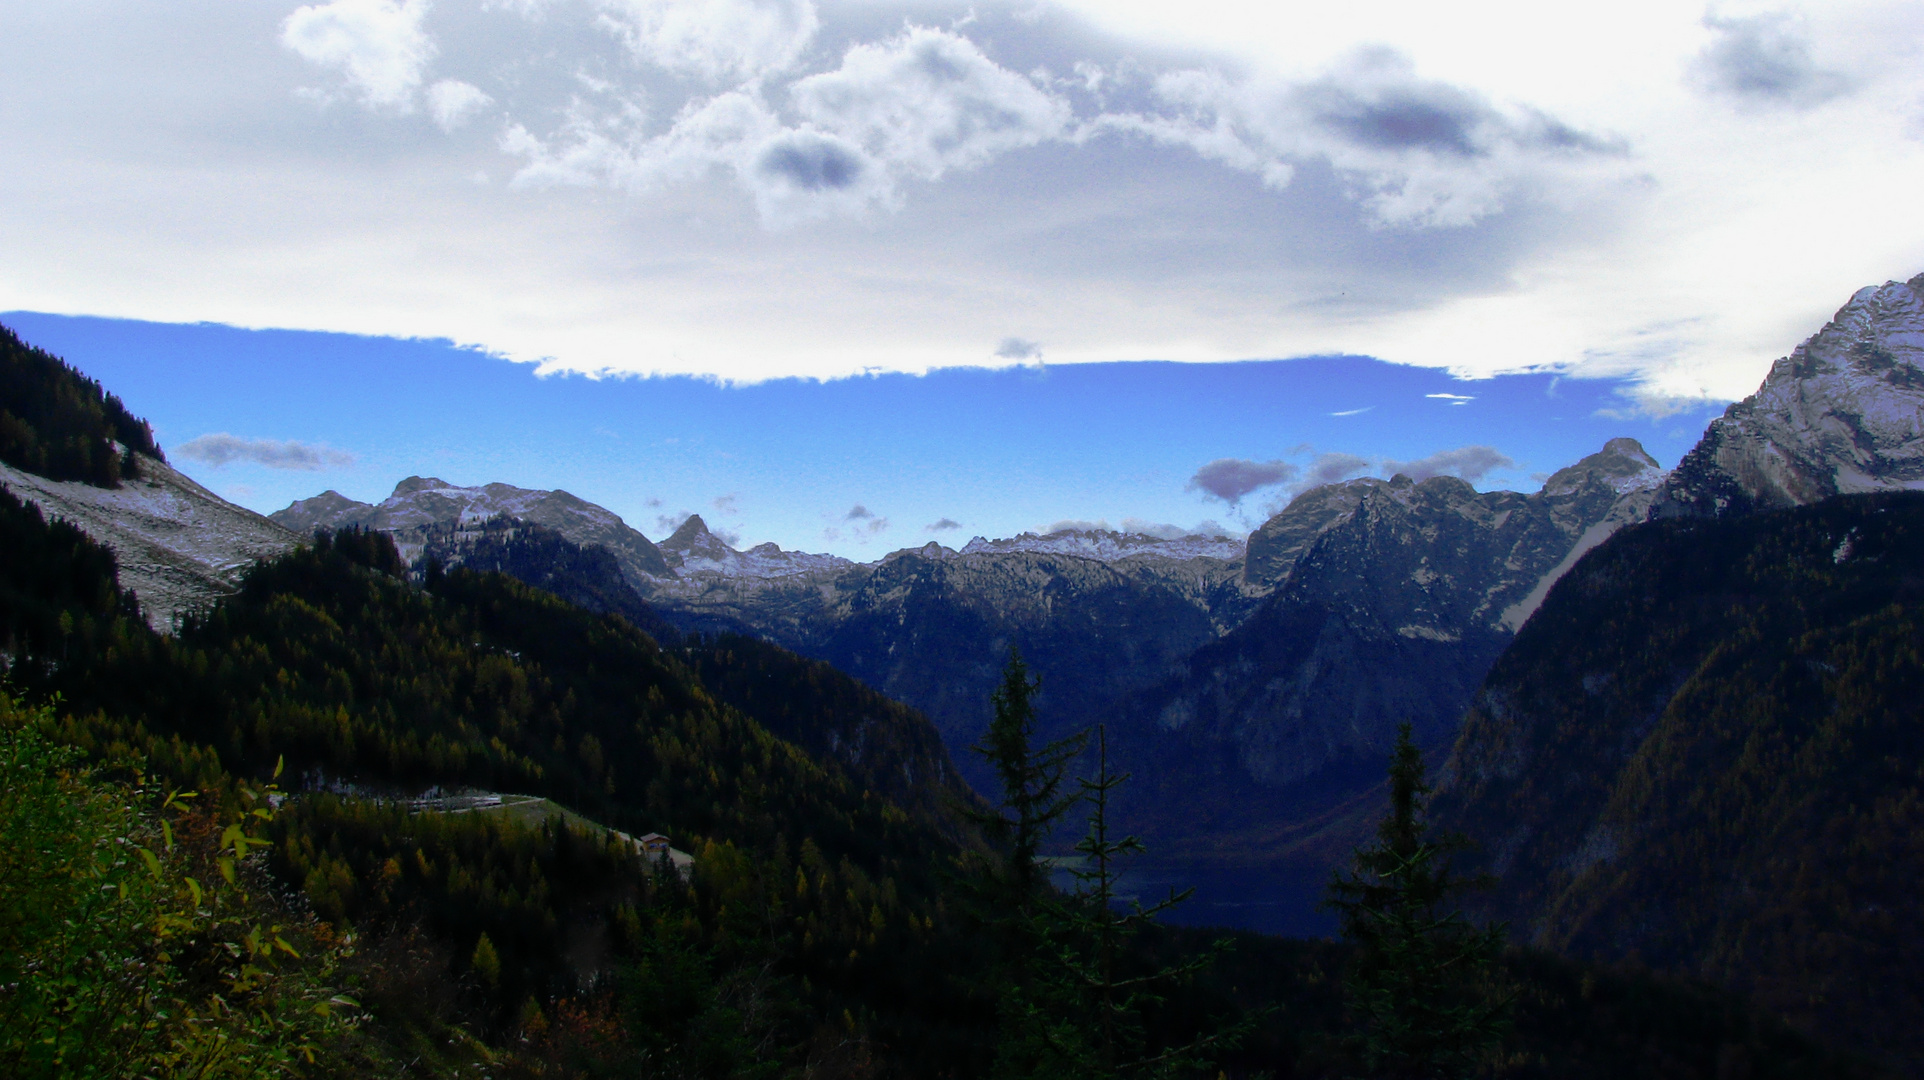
272, 476, 674, 582
956, 528, 1244, 562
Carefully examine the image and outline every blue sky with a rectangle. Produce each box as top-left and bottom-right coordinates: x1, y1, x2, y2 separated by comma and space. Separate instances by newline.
5, 312, 1722, 557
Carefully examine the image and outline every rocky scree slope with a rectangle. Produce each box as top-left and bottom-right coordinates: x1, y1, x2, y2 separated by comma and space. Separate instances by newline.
1105, 438, 1663, 862
1652, 272, 1924, 518
1, 457, 297, 631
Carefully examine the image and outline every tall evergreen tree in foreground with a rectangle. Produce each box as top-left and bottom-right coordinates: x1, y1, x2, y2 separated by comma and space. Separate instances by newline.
969, 648, 1087, 923
1327, 723, 1511, 1078
972, 652, 1245, 1079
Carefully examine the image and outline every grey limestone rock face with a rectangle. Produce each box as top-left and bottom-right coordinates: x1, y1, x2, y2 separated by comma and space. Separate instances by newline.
271, 476, 675, 583
1652, 273, 1924, 518
1107, 438, 1663, 854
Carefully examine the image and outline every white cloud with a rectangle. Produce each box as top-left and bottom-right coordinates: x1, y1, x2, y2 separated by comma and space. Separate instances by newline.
427, 79, 493, 131
504, 25, 1068, 225
790, 27, 1071, 182
595, 0, 820, 83
281, 0, 435, 111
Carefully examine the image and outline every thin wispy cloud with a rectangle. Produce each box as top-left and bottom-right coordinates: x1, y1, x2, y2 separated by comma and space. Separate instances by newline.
1329, 406, 1373, 417
173, 434, 353, 471
1426, 393, 1474, 405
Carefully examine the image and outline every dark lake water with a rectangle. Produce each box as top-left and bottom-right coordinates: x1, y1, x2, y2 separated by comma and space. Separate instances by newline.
1049, 860, 1338, 939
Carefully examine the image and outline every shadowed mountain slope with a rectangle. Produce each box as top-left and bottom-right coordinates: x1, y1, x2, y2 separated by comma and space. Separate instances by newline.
1430, 494, 1924, 1068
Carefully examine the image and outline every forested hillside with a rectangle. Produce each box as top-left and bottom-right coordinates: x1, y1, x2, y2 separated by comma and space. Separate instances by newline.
1432, 492, 1924, 1067
0, 494, 998, 1070
416, 515, 981, 826
0, 322, 162, 485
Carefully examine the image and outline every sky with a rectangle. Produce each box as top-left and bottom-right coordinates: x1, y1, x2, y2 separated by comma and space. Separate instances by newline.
3, 311, 1720, 555
2, 1, 1919, 555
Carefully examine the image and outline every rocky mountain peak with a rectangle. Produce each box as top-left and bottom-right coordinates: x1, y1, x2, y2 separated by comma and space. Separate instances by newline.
392, 476, 450, 496
271, 477, 673, 582
662, 513, 715, 549
275, 489, 376, 534
1540, 437, 1663, 497
1652, 272, 1924, 518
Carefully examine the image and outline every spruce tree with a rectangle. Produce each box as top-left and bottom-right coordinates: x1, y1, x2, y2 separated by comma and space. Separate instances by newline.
1326, 723, 1511, 1079
969, 647, 1086, 920
1027, 725, 1249, 1079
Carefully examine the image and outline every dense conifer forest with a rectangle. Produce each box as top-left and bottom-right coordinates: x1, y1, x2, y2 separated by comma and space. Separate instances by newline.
0, 323, 162, 486
1434, 492, 1924, 1067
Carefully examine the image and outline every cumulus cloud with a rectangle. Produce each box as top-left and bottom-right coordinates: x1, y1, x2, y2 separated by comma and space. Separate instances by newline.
503, 24, 1067, 225
1691, 11, 1850, 109
995, 337, 1042, 360
712, 493, 739, 514
596, 0, 820, 84
502, 85, 888, 225
1186, 457, 1298, 505
790, 27, 1071, 182
281, 0, 434, 110
861, 517, 889, 535
173, 434, 354, 470
1098, 47, 1624, 227
1381, 445, 1514, 483
427, 79, 492, 131
927, 517, 962, 531
844, 503, 873, 520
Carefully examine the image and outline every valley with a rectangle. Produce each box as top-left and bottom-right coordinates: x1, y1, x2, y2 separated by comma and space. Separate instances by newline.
7, 272, 1924, 1075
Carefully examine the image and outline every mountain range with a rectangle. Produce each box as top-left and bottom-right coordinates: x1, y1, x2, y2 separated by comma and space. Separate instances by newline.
6, 270, 1923, 1073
